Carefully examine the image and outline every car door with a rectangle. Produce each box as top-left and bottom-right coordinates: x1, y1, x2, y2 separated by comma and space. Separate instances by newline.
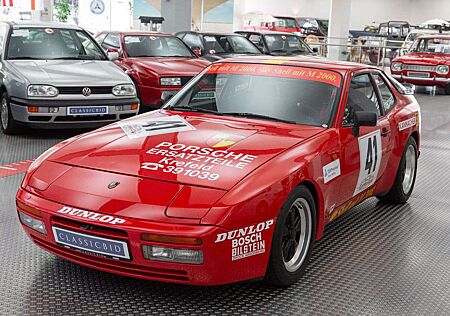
337, 71, 394, 205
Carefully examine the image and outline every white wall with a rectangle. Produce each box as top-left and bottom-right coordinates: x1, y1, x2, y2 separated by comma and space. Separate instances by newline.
240, 0, 450, 30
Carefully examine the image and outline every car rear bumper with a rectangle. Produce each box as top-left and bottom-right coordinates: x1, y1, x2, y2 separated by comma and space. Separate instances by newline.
16, 188, 272, 285
391, 74, 450, 85
9, 97, 139, 128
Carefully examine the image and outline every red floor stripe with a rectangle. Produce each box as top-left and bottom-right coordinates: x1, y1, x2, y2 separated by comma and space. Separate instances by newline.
0, 160, 34, 178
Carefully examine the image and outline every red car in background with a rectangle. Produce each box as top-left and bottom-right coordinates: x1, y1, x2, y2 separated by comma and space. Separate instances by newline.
96, 31, 210, 112
17, 57, 420, 286
243, 15, 302, 34
391, 35, 450, 94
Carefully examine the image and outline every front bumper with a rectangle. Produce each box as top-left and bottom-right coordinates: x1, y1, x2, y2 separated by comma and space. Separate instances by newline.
10, 97, 139, 129
16, 188, 273, 285
139, 85, 182, 112
391, 74, 450, 86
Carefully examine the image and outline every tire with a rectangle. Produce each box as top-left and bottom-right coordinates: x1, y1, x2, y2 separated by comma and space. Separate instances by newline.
265, 185, 316, 287
444, 84, 450, 95
377, 137, 418, 204
0, 92, 20, 135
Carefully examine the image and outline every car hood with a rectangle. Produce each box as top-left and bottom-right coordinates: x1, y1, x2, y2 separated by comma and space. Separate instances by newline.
397, 53, 450, 65
128, 57, 210, 76
7, 60, 132, 86
46, 111, 323, 191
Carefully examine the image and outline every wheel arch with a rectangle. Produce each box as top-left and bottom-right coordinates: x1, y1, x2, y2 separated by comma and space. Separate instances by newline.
295, 179, 325, 241
410, 130, 419, 150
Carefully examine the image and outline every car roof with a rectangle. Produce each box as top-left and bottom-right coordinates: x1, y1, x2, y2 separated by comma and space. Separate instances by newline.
3, 21, 83, 30
238, 30, 298, 36
182, 31, 243, 37
417, 34, 450, 39
106, 31, 174, 37
211, 55, 377, 74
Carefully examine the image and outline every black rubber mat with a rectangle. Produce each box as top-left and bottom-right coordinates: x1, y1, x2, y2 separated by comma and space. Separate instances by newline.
1, 91, 449, 315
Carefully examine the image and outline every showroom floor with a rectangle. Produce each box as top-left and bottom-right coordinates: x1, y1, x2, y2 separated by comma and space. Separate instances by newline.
1, 88, 449, 316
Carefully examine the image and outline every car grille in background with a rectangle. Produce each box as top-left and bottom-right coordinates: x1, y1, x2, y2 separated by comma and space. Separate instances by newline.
402, 64, 436, 72
57, 86, 113, 95
181, 77, 194, 85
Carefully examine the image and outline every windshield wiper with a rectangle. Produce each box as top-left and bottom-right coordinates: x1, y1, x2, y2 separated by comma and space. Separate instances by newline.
7, 57, 45, 60
169, 105, 223, 115
50, 56, 98, 60
222, 112, 296, 124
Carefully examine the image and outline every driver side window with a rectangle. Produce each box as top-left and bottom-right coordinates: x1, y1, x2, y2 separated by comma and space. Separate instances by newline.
343, 74, 381, 126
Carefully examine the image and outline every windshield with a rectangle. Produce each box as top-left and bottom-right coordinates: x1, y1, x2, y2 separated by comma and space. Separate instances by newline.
203, 35, 260, 54
7, 27, 106, 60
317, 19, 329, 30
412, 37, 450, 54
124, 35, 194, 57
265, 35, 312, 55
274, 18, 298, 28
168, 63, 342, 127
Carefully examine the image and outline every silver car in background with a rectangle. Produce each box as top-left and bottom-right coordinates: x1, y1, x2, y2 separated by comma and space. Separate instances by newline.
0, 22, 139, 134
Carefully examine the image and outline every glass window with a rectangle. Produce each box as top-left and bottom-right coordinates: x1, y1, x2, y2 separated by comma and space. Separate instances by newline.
372, 73, 395, 113
274, 18, 298, 28
6, 27, 106, 60
95, 32, 107, 45
264, 34, 312, 55
414, 37, 450, 54
183, 33, 203, 50
103, 33, 120, 49
171, 65, 342, 127
343, 74, 381, 126
124, 35, 194, 57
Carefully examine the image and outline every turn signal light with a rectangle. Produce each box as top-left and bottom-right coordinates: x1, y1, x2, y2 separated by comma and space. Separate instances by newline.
141, 233, 202, 246
131, 103, 138, 111
17, 201, 43, 218
28, 106, 39, 113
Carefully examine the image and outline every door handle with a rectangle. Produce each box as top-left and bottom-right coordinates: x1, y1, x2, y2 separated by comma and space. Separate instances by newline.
381, 128, 391, 137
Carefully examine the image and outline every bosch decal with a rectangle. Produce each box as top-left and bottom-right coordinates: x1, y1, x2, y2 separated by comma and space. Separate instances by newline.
215, 220, 274, 261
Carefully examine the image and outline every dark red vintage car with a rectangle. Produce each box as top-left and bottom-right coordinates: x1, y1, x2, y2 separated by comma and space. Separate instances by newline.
391, 35, 450, 94
96, 31, 211, 112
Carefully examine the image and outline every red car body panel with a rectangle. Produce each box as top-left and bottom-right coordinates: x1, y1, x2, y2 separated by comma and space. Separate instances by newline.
391, 35, 450, 86
17, 57, 421, 285
112, 32, 210, 110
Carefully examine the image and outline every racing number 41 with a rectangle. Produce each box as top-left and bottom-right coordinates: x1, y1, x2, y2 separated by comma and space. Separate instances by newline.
365, 136, 378, 175
354, 130, 382, 196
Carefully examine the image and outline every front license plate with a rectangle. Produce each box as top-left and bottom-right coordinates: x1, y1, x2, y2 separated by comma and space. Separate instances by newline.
408, 71, 429, 78
52, 226, 130, 260
67, 106, 108, 115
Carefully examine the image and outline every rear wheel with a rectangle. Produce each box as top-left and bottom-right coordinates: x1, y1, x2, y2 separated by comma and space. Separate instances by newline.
377, 137, 418, 204
265, 185, 316, 287
0, 92, 20, 135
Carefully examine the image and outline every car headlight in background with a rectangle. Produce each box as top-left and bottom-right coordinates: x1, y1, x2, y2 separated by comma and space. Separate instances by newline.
142, 245, 204, 264
160, 77, 182, 86
112, 84, 136, 96
391, 62, 403, 72
436, 65, 449, 75
27, 85, 58, 97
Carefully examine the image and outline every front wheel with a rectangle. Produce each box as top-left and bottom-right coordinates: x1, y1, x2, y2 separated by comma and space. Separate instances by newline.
265, 185, 316, 287
377, 137, 418, 204
0, 92, 20, 135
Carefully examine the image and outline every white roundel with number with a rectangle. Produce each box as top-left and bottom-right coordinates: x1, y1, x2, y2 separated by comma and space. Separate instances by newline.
354, 130, 382, 196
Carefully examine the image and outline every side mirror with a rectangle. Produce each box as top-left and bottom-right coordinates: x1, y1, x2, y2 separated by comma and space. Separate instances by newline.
192, 47, 202, 56
312, 47, 318, 53
352, 111, 377, 137
107, 47, 120, 61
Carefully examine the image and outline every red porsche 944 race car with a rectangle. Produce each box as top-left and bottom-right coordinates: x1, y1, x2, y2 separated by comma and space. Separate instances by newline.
17, 57, 420, 286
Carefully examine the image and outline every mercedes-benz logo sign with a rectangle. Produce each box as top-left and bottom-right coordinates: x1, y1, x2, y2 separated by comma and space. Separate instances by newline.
90, 0, 105, 15
82, 87, 91, 97
107, 181, 120, 189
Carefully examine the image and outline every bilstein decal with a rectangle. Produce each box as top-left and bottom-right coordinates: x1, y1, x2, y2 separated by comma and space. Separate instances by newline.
57, 207, 126, 225
215, 220, 274, 261
398, 116, 417, 131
